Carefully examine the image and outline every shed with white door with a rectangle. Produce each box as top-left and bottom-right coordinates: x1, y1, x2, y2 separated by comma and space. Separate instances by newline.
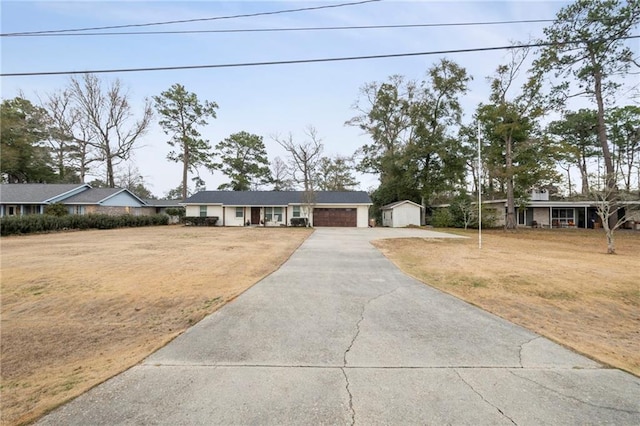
381, 200, 423, 227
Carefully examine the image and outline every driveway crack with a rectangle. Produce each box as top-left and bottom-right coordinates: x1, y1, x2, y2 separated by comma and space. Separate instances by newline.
343, 286, 403, 366
508, 370, 640, 415
341, 286, 403, 425
518, 336, 541, 367
341, 367, 355, 426
455, 369, 517, 425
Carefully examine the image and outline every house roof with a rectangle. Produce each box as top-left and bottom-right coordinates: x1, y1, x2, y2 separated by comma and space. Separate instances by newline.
381, 200, 423, 210
63, 188, 146, 205
143, 199, 183, 207
183, 191, 372, 206
0, 183, 89, 203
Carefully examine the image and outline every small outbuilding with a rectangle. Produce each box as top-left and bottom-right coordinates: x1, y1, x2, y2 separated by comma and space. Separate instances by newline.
381, 200, 423, 227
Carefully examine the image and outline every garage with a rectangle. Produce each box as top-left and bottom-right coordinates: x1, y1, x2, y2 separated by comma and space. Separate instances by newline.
313, 208, 357, 227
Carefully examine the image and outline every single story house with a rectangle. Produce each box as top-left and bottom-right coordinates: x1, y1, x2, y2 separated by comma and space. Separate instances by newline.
482, 199, 640, 229
0, 183, 159, 217
381, 200, 423, 227
181, 191, 372, 227
433, 189, 640, 229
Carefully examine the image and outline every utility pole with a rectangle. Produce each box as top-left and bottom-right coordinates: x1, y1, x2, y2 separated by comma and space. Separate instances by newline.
478, 121, 482, 250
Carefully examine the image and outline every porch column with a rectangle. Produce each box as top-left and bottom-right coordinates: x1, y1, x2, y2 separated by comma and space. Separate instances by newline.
285, 206, 288, 227
549, 207, 552, 229
222, 206, 225, 226
584, 206, 587, 229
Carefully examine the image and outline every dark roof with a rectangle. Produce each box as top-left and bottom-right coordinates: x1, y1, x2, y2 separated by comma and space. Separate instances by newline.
0, 183, 89, 203
143, 199, 183, 207
183, 191, 372, 206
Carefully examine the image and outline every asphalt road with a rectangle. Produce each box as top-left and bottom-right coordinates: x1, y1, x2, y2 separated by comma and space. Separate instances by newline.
38, 228, 640, 425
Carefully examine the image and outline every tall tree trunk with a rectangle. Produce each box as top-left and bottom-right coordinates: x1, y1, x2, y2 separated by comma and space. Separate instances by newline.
182, 142, 189, 200
591, 49, 617, 228
106, 157, 114, 187
591, 51, 614, 188
579, 151, 589, 195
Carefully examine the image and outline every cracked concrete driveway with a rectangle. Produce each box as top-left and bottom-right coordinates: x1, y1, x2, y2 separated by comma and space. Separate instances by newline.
38, 228, 640, 425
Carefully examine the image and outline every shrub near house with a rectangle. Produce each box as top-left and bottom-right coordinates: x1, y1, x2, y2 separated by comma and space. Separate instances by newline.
0, 214, 169, 236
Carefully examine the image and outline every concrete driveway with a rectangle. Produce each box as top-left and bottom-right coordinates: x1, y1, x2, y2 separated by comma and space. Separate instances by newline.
39, 228, 639, 425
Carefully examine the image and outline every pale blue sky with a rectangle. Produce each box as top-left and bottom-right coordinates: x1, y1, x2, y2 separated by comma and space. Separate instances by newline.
1, 0, 573, 196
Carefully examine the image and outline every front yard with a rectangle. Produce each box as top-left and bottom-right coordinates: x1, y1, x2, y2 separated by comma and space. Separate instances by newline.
0, 226, 312, 426
373, 228, 640, 376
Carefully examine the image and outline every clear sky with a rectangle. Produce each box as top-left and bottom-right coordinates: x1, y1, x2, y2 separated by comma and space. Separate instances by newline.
1, 0, 574, 197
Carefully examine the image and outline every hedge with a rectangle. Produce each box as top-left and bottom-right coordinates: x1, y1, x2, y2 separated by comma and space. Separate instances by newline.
0, 214, 169, 236
182, 216, 219, 226
290, 217, 308, 227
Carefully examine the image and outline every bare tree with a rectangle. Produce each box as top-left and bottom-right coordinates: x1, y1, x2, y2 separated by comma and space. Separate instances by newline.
68, 74, 152, 187
43, 89, 99, 183
592, 186, 637, 254
270, 156, 294, 191
273, 126, 324, 225
273, 126, 324, 191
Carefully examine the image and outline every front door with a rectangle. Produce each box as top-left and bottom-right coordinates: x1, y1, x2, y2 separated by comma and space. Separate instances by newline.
251, 207, 260, 225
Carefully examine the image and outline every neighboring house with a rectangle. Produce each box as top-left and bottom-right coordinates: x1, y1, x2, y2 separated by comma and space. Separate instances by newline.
483, 199, 640, 229
0, 183, 156, 217
182, 191, 372, 227
436, 190, 640, 229
62, 187, 149, 216
381, 200, 423, 227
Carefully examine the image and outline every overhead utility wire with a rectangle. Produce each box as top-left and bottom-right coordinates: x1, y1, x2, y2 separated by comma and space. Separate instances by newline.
3, 35, 637, 78
0, 0, 380, 37
3, 19, 557, 37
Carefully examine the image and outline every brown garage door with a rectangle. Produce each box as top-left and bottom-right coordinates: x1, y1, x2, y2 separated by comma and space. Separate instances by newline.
313, 208, 357, 227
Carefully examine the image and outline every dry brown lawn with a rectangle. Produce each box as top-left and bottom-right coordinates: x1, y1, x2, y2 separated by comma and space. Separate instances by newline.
0, 226, 312, 426
373, 228, 640, 376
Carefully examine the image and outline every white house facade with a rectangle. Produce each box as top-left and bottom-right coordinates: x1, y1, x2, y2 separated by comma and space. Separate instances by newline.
182, 191, 373, 227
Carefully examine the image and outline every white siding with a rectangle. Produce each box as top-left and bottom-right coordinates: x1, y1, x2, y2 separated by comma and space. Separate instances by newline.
356, 205, 369, 227
209, 206, 224, 225
185, 205, 200, 217
185, 205, 224, 225
224, 206, 246, 227
391, 203, 421, 227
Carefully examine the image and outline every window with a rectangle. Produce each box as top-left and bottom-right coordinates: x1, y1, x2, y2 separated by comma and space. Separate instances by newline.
552, 208, 575, 227
292, 205, 301, 218
200, 205, 207, 217
264, 207, 283, 223
70, 205, 85, 215
235, 207, 244, 218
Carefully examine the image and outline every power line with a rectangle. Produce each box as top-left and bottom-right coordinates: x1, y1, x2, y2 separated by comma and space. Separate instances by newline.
3, 36, 637, 78
0, 0, 381, 37
2, 19, 556, 38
